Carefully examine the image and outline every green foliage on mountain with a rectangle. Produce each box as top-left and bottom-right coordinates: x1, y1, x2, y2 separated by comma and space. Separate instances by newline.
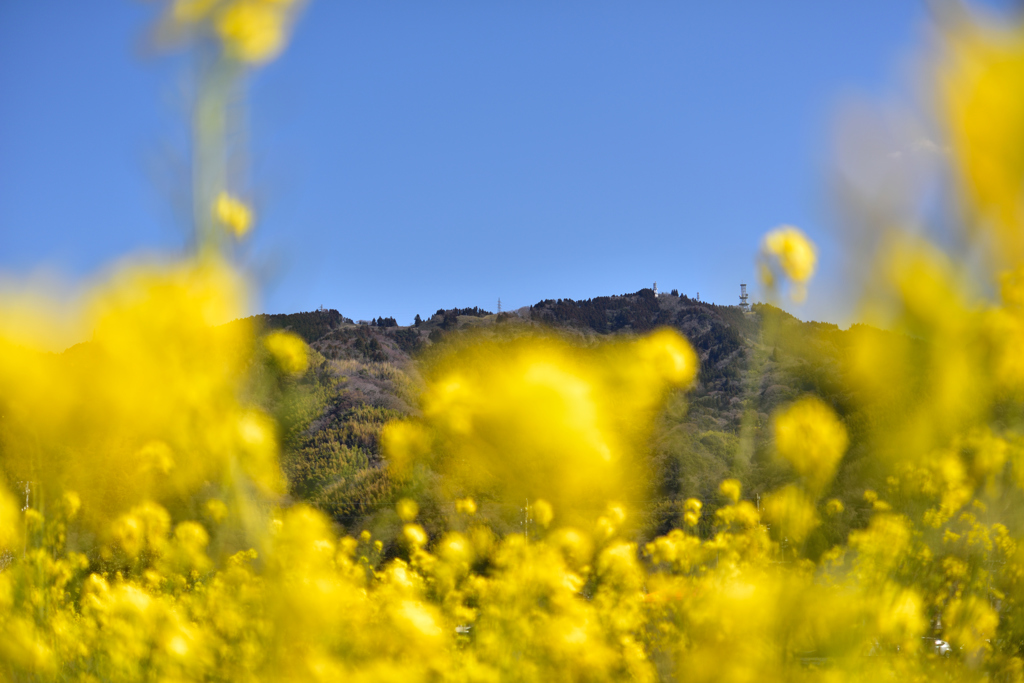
251, 309, 347, 343
261, 292, 895, 556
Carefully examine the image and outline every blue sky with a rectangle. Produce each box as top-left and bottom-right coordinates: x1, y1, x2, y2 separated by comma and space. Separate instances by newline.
1, 2, 946, 325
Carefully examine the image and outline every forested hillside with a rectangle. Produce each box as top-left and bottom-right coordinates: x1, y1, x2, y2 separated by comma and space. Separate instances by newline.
255, 291, 888, 557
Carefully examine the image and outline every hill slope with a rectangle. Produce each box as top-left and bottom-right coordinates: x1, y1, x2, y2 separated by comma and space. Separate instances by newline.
259, 291, 886, 555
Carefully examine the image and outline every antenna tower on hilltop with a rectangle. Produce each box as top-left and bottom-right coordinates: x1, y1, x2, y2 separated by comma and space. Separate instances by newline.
739, 284, 750, 312
497, 298, 502, 314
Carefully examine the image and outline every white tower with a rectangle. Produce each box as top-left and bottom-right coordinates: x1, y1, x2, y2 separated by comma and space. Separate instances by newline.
739, 283, 750, 311
653, 281, 658, 297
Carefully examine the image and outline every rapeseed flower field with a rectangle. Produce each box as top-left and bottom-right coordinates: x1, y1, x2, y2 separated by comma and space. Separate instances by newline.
4, 2, 1024, 681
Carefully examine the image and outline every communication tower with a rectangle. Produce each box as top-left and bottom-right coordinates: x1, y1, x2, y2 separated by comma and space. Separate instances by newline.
497, 298, 502, 314
739, 283, 750, 312
653, 282, 659, 297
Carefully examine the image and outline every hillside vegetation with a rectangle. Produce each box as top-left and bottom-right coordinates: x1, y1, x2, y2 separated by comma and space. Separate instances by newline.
261, 291, 887, 557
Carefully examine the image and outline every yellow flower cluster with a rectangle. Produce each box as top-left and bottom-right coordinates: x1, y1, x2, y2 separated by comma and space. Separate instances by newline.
938, 15, 1024, 265
758, 224, 817, 302
383, 328, 698, 526
3, 249, 1024, 681
263, 329, 308, 374
214, 192, 253, 237
773, 396, 849, 494
0, 258, 283, 523
164, 0, 303, 64
8, 3, 1024, 682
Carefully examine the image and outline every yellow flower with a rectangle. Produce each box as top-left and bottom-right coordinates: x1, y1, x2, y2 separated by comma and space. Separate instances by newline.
264, 330, 308, 375
204, 498, 228, 524
943, 595, 998, 659
386, 330, 697, 524
533, 499, 554, 528
111, 513, 143, 557
938, 18, 1024, 264
214, 191, 253, 237
763, 485, 819, 544
61, 491, 81, 519
397, 498, 419, 522
773, 397, 848, 494
398, 600, 443, 638
216, 1, 289, 64
683, 497, 702, 527
761, 225, 817, 283
606, 503, 626, 526
403, 524, 427, 549
439, 532, 472, 565
0, 487, 20, 549
455, 497, 477, 515
1000, 266, 1024, 310
720, 479, 741, 504
236, 410, 284, 494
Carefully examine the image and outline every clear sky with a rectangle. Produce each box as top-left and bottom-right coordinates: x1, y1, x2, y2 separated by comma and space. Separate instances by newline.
0, 2, 957, 325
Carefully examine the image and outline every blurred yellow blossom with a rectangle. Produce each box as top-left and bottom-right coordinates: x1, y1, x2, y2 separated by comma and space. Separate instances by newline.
759, 225, 817, 302
763, 485, 819, 544
0, 487, 20, 549
774, 396, 848, 495
0, 257, 262, 519
397, 498, 419, 522
403, 524, 427, 549
720, 478, 741, 504
216, 1, 292, 64
263, 329, 308, 374
1000, 266, 1024, 310
938, 16, 1024, 264
825, 498, 844, 516
4, 3, 1024, 682
204, 498, 228, 524
384, 329, 696, 524
214, 192, 253, 237
534, 499, 554, 528
161, 0, 303, 65
683, 497, 702, 527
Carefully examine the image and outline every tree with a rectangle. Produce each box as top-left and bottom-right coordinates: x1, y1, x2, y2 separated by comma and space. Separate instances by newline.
414, 314, 422, 327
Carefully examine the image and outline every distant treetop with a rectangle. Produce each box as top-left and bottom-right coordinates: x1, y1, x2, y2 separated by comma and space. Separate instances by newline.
435, 306, 493, 318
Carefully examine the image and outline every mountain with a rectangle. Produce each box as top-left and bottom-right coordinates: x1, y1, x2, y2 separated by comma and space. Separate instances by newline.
255, 289, 890, 557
